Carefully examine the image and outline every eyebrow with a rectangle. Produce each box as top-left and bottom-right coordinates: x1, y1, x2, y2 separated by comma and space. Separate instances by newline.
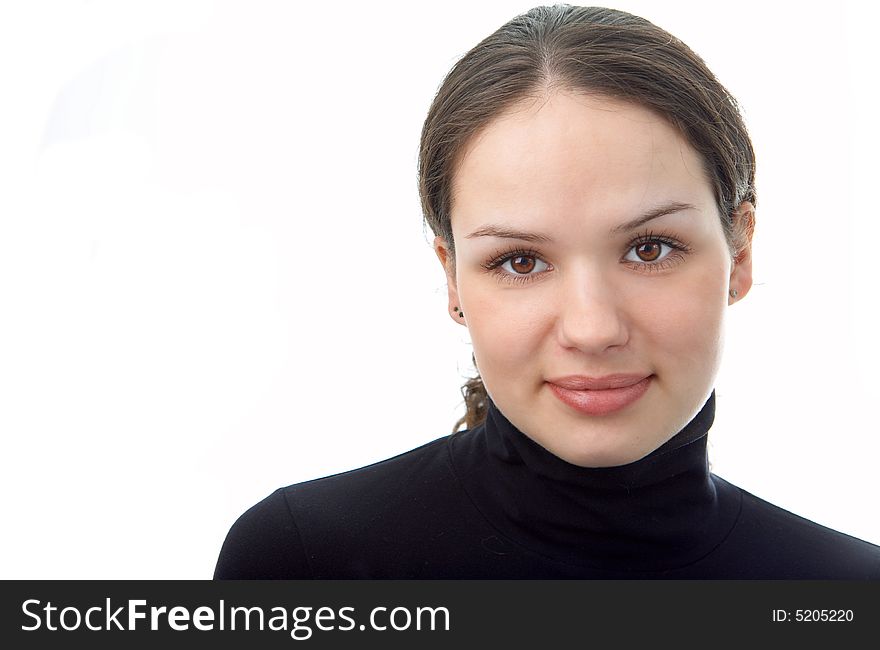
609, 201, 698, 234
464, 201, 698, 242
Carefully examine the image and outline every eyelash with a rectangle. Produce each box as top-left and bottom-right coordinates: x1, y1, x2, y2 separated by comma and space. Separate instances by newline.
480, 230, 692, 285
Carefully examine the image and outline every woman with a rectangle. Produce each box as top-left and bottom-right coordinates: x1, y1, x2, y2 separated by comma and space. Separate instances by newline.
214, 4, 880, 578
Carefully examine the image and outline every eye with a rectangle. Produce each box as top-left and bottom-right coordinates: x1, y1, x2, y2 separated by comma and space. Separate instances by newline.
482, 248, 551, 284
499, 253, 550, 276
622, 231, 691, 271
624, 240, 672, 263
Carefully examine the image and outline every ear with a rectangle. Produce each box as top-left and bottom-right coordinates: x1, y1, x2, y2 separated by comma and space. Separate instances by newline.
433, 235, 465, 324
728, 201, 755, 305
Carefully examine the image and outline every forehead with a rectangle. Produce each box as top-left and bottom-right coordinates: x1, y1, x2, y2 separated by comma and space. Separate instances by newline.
450, 92, 715, 234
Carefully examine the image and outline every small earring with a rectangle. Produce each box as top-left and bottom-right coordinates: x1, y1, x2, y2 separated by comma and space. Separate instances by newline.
453, 306, 464, 318
729, 289, 738, 299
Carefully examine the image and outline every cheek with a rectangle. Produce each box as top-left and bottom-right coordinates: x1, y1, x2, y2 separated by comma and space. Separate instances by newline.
465, 289, 546, 376
642, 274, 727, 367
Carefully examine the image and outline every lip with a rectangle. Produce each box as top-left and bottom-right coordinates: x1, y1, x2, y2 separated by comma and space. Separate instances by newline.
546, 374, 653, 416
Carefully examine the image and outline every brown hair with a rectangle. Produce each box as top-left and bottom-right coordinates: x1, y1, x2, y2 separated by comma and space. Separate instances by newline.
418, 4, 757, 434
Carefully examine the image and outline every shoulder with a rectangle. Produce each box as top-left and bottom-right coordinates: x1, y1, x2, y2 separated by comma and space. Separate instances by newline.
214, 433, 455, 579
277, 434, 463, 550
716, 476, 880, 578
281, 434, 453, 507
213, 487, 310, 579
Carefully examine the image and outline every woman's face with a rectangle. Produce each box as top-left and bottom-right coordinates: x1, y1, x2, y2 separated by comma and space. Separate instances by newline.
435, 92, 753, 467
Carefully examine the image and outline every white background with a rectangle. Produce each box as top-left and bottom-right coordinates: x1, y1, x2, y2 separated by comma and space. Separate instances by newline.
1, 0, 877, 578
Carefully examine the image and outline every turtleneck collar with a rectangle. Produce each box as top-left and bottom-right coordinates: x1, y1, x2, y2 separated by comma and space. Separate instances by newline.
449, 390, 740, 572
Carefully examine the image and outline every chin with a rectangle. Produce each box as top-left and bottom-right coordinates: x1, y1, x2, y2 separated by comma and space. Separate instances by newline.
554, 433, 663, 468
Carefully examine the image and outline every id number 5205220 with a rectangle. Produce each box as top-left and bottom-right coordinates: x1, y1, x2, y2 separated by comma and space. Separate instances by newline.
771, 609, 854, 622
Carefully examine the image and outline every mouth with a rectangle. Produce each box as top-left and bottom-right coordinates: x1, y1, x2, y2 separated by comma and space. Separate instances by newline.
545, 374, 653, 416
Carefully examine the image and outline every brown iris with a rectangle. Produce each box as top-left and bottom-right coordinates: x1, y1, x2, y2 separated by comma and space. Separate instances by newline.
635, 242, 662, 262
510, 255, 536, 274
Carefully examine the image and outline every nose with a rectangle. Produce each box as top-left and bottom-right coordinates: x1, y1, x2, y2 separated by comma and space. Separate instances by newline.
556, 271, 629, 355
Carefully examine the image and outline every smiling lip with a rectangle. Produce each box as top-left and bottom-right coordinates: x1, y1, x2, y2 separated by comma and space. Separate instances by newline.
546, 374, 653, 415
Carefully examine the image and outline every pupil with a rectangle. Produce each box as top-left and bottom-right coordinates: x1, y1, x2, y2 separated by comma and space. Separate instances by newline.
639, 243, 660, 261
511, 256, 535, 273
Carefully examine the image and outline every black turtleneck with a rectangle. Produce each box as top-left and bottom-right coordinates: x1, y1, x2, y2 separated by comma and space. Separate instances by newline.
214, 391, 880, 579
